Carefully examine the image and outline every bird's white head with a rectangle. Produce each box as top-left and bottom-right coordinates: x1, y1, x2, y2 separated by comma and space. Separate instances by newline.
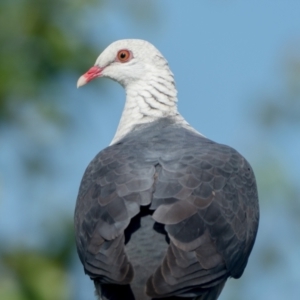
77, 39, 174, 89
77, 39, 190, 144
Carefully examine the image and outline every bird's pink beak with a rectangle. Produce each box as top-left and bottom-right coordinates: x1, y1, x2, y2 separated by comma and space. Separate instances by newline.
77, 66, 104, 88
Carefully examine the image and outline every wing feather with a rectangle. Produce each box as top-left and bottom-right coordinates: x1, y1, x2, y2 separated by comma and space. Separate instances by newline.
74, 120, 259, 298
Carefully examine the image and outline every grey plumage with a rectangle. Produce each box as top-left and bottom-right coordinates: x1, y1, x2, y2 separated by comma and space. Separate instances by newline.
74, 118, 259, 299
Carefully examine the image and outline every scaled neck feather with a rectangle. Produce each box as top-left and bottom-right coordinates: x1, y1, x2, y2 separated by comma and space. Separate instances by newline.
110, 69, 193, 144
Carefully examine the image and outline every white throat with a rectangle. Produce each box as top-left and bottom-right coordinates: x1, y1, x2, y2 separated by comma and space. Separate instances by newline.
110, 70, 195, 144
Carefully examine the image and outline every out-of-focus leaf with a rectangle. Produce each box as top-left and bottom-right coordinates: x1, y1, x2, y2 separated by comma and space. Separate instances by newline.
0, 0, 100, 123
2, 252, 70, 300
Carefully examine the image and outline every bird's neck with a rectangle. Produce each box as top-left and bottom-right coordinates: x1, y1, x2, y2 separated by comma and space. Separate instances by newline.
110, 71, 187, 144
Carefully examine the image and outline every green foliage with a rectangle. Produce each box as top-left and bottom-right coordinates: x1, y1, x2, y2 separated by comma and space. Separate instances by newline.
0, 0, 99, 124
0, 219, 74, 300
1, 252, 69, 300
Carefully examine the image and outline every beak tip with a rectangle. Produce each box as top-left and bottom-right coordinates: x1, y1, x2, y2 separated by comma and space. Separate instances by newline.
77, 75, 87, 88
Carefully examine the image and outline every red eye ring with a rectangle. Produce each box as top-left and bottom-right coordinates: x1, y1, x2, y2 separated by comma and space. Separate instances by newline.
116, 49, 132, 63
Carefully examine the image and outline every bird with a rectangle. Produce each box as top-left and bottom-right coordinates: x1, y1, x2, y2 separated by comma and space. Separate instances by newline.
74, 39, 259, 300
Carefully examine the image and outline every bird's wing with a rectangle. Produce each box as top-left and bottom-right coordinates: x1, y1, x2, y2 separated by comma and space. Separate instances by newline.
74, 143, 156, 284
146, 138, 259, 297
75, 123, 259, 296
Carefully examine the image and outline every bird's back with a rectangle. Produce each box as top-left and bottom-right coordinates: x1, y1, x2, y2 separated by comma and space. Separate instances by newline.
74, 118, 259, 300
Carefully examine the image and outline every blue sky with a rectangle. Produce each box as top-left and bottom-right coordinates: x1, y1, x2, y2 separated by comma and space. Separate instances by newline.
1, 1, 300, 299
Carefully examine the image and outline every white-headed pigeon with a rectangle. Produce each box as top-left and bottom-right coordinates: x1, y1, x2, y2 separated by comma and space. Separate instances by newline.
75, 39, 259, 300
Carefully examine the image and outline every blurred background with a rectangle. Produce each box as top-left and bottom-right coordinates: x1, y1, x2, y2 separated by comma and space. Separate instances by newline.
0, 0, 299, 299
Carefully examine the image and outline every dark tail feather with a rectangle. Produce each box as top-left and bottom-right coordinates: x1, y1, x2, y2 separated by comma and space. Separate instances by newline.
195, 281, 226, 300
94, 281, 225, 300
94, 282, 135, 300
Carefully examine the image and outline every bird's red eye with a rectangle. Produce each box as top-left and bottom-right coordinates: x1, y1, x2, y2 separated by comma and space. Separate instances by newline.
117, 49, 131, 63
